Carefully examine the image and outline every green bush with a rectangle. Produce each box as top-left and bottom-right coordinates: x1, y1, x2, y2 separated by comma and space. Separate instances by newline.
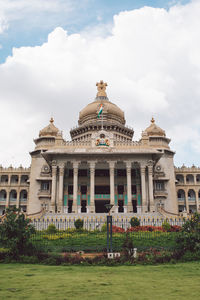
0, 206, 35, 257
0, 248, 10, 260
101, 223, 107, 232
176, 213, 200, 253
130, 217, 140, 227
162, 221, 171, 232
46, 224, 57, 234
74, 219, 84, 230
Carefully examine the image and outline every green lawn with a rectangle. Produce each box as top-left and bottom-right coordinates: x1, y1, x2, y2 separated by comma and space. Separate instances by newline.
0, 262, 200, 300
32, 231, 177, 252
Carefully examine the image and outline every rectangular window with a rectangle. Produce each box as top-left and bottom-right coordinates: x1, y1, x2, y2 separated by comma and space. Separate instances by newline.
155, 182, 164, 190
41, 182, 49, 190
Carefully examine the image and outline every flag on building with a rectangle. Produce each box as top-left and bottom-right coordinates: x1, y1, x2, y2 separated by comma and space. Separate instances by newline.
97, 104, 103, 118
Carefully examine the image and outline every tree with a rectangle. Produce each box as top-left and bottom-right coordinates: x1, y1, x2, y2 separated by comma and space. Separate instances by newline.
176, 213, 200, 253
0, 206, 35, 257
130, 217, 140, 227
74, 218, 84, 230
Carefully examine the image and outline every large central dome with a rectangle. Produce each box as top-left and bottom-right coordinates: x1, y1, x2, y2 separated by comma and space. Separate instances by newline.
70, 81, 133, 141
79, 80, 125, 126
79, 98, 125, 126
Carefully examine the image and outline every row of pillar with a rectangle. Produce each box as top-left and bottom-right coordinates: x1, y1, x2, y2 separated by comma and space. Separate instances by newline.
180, 189, 199, 213
4, 189, 26, 208
49, 161, 155, 213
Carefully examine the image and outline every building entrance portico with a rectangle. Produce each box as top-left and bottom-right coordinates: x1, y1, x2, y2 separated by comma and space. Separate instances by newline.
42, 155, 158, 215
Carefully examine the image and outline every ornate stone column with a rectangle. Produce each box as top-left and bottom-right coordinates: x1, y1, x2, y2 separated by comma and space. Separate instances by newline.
148, 161, 154, 212
183, 174, 186, 185
185, 189, 189, 213
140, 163, 147, 212
194, 175, 197, 185
73, 161, 79, 213
50, 164, 57, 213
126, 161, 132, 213
195, 190, 199, 212
89, 161, 95, 213
109, 161, 115, 213
57, 164, 64, 213
6, 188, 10, 208
16, 189, 20, 209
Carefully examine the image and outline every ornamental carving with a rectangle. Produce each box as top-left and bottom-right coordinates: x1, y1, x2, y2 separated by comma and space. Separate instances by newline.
96, 133, 110, 147
96, 80, 107, 97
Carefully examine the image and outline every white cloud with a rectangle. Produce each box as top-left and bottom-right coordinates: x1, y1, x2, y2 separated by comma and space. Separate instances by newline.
0, 0, 200, 167
0, 0, 76, 33
0, 12, 8, 34
0, 0, 74, 17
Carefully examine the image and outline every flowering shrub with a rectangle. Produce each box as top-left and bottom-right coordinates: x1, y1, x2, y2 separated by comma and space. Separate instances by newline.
170, 225, 181, 232
112, 226, 125, 233
127, 225, 181, 232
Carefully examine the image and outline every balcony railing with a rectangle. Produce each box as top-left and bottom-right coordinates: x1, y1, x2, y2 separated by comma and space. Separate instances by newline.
188, 197, 196, 201
37, 190, 51, 198
20, 198, 27, 202
10, 198, 17, 202
154, 190, 168, 198
178, 198, 185, 201
176, 181, 184, 185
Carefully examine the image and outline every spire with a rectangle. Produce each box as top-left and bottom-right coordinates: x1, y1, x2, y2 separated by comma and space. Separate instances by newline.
96, 80, 108, 97
50, 117, 54, 124
151, 117, 155, 124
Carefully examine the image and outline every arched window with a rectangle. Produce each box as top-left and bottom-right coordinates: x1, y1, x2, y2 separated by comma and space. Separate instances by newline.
177, 189, 185, 200
0, 190, 7, 200
11, 175, 18, 184
188, 189, 196, 200
1, 175, 8, 183
176, 174, 184, 184
20, 190, 27, 201
21, 175, 29, 184
196, 174, 200, 183
9, 190, 17, 201
186, 174, 194, 183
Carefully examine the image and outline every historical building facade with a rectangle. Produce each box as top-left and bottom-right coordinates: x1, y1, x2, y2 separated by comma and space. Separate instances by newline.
0, 81, 199, 216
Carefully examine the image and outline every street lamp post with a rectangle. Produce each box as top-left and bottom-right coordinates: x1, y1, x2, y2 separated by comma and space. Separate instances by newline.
105, 204, 113, 253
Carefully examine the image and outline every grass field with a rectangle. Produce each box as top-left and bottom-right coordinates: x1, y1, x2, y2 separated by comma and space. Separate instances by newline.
0, 262, 200, 300
32, 231, 177, 252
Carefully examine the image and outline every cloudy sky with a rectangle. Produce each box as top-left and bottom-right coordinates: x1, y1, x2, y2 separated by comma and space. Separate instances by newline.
0, 0, 199, 167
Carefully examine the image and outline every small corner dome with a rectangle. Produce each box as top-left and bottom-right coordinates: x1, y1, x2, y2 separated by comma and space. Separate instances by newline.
39, 118, 59, 137
144, 118, 166, 137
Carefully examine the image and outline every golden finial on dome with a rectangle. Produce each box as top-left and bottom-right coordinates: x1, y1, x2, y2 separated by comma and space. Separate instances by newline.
96, 80, 107, 97
151, 117, 155, 124
50, 117, 54, 124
